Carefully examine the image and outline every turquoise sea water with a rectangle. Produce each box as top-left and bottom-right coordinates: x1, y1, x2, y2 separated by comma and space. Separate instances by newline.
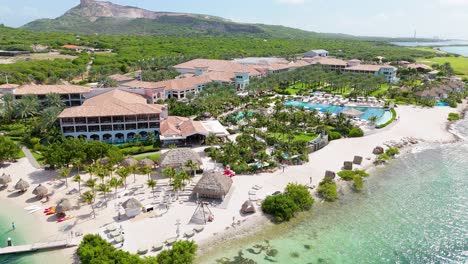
285, 101, 392, 126
438, 46, 468, 57
199, 118, 468, 264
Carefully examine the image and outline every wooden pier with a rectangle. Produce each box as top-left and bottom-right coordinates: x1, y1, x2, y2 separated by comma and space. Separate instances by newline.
0, 239, 78, 255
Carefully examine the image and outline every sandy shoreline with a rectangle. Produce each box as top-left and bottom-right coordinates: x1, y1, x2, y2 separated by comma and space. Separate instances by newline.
0, 103, 465, 262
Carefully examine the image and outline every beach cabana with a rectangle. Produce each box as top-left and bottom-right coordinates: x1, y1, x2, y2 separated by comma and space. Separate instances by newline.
193, 171, 233, 199
121, 198, 142, 218
14, 179, 30, 192
32, 184, 48, 198
158, 148, 202, 169
56, 198, 72, 215
342, 108, 364, 117
120, 157, 138, 168
138, 158, 155, 168
0, 173, 12, 186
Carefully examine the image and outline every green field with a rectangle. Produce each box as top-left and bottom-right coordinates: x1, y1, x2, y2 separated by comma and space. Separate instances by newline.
418, 56, 468, 76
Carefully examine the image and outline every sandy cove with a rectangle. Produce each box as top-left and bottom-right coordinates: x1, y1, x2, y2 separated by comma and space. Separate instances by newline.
0, 104, 463, 262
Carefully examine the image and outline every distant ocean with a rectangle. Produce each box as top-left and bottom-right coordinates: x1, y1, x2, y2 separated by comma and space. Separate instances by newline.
392, 41, 468, 57
198, 117, 468, 263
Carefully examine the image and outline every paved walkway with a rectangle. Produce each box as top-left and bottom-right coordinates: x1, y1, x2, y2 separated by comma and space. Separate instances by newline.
21, 146, 41, 169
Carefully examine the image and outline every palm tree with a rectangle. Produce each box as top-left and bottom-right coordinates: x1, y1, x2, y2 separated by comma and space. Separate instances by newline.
139, 166, 152, 180
81, 191, 96, 218
184, 160, 198, 177
85, 178, 97, 195
368, 115, 378, 125
1, 93, 15, 122
109, 177, 122, 199
71, 158, 83, 174
171, 174, 185, 200
45, 93, 65, 108
116, 167, 130, 189
146, 179, 157, 198
96, 165, 109, 183
129, 165, 138, 183
97, 183, 111, 204
85, 164, 96, 180
72, 174, 82, 194
162, 167, 176, 183
15, 95, 39, 119
58, 167, 72, 188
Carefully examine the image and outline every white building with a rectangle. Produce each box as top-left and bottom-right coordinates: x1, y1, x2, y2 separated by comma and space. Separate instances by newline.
304, 49, 329, 57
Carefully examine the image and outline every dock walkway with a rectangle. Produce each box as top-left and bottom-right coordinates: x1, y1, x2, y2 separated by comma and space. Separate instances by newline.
0, 239, 77, 255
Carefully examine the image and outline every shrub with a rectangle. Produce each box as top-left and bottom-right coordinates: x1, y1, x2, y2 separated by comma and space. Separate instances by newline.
0, 136, 21, 162
328, 131, 342, 141
262, 194, 299, 222
156, 240, 198, 264
448, 113, 460, 121
337, 170, 369, 181
317, 177, 338, 202
348, 127, 364, 137
353, 175, 364, 192
284, 183, 314, 211
377, 153, 391, 161
385, 147, 400, 157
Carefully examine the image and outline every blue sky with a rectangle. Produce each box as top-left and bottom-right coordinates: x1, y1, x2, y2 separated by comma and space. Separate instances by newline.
0, 0, 467, 39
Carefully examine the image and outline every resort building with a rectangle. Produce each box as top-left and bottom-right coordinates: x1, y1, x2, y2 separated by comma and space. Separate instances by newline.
415, 79, 465, 100
13, 84, 90, 107
405, 63, 432, 72
0, 84, 20, 95
304, 49, 329, 57
58, 89, 167, 143
159, 116, 229, 146
108, 74, 135, 84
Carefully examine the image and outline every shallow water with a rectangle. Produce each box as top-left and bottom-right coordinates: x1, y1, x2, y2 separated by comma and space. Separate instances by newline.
199, 118, 468, 264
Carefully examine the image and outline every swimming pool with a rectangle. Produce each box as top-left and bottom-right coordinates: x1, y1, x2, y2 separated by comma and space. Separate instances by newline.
285, 101, 392, 126
435, 102, 449, 107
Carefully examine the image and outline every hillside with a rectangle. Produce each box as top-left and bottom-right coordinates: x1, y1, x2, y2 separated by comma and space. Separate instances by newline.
22, 0, 322, 38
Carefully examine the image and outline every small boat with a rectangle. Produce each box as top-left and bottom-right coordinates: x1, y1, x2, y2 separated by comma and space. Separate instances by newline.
28, 207, 42, 214
25, 205, 41, 210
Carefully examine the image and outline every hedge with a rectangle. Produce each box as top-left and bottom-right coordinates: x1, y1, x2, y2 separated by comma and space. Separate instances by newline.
376, 108, 397, 129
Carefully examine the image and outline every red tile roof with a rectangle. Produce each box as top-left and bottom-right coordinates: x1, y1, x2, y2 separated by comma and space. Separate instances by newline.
174, 59, 261, 76
15, 84, 90, 95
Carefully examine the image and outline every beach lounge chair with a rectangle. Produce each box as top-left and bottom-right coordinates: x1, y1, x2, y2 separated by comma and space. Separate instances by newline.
152, 243, 164, 251
184, 230, 195, 238
248, 190, 256, 195
113, 235, 124, 244
165, 237, 177, 246
137, 247, 148, 255
106, 224, 117, 232
193, 226, 204, 233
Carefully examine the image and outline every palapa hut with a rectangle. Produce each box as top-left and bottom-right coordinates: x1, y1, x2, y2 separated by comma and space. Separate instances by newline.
14, 179, 30, 192
158, 148, 202, 169
32, 184, 48, 198
138, 158, 155, 168
121, 198, 143, 218
56, 198, 72, 216
0, 173, 12, 186
241, 200, 256, 214
342, 108, 364, 117
193, 171, 232, 199
120, 157, 138, 168
99, 157, 111, 166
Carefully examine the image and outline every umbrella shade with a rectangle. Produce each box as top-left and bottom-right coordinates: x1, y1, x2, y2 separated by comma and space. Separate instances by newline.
193, 171, 233, 199
121, 198, 142, 209
342, 108, 364, 117
14, 179, 30, 191
56, 198, 72, 214
99, 157, 111, 166
0, 173, 12, 185
137, 158, 154, 168
120, 158, 138, 168
241, 200, 256, 214
32, 184, 48, 197
158, 148, 202, 169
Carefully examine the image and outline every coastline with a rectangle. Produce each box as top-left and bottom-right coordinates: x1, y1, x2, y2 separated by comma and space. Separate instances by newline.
195, 103, 467, 259
0, 103, 465, 263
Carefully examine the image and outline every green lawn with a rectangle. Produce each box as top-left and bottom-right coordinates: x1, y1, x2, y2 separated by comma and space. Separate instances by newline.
418, 56, 468, 76
369, 84, 390, 97
118, 145, 159, 155
31, 151, 45, 165
134, 153, 161, 161
271, 132, 318, 142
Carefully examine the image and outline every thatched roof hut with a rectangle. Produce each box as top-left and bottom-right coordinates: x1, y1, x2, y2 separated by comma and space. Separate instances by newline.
121, 157, 138, 168
14, 179, 30, 192
56, 198, 72, 214
121, 198, 143, 217
138, 158, 155, 168
32, 184, 48, 198
99, 157, 110, 166
158, 148, 202, 169
0, 173, 12, 186
241, 200, 256, 214
193, 171, 232, 199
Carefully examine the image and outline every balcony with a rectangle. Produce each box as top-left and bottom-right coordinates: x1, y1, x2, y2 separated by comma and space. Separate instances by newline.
63, 127, 75, 133
76, 126, 87, 133
100, 118, 112, 124
88, 126, 100, 133
101, 125, 112, 132
87, 118, 99, 124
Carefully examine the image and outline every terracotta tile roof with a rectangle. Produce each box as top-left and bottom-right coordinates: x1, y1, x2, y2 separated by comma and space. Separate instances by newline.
15, 84, 90, 95
174, 59, 261, 76
160, 116, 208, 138
62, 45, 80, 49
109, 74, 135, 82
305, 57, 348, 66
345, 64, 397, 72
0, 84, 19, 89
122, 80, 164, 89
58, 89, 164, 118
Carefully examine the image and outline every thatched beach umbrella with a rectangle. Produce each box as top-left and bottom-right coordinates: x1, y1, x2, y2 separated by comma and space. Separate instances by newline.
56, 198, 72, 214
159, 148, 202, 169
120, 157, 138, 168
99, 157, 111, 166
0, 173, 12, 186
342, 108, 364, 117
193, 171, 233, 199
121, 198, 143, 217
241, 200, 256, 214
32, 184, 48, 198
14, 179, 30, 192
138, 158, 155, 168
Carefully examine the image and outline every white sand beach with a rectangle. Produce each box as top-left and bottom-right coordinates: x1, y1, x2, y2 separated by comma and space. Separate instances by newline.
0, 104, 463, 261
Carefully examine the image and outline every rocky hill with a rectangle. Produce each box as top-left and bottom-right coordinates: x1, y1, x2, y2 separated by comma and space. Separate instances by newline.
22, 0, 320, 38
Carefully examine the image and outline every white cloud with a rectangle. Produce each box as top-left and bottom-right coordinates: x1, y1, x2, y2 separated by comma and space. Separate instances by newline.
439, 0, 468, 5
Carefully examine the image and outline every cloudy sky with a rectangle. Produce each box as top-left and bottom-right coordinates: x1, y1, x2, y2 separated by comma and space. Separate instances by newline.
0, 0, 467, 39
